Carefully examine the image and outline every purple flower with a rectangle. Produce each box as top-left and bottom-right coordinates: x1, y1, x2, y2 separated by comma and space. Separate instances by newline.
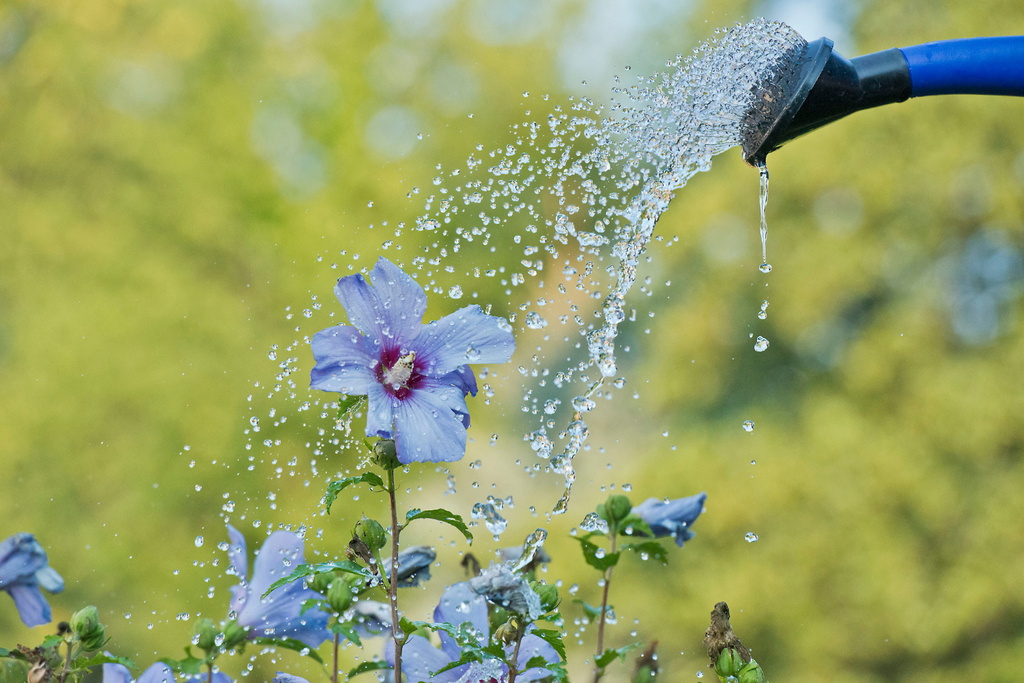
385, 582, 558, 683
0, 533, 64, 627
311, 257, 515, 463
225, 525, 330, 648
632, 492, 707, 547
102, 662, 175, 683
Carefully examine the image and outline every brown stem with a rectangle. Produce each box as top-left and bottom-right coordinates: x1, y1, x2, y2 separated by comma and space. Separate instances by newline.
592, 534, 617, 683
387, 468, 403, 683
207, 662, 213, 683
332, 631, 340, 683
506, 627, 525, 683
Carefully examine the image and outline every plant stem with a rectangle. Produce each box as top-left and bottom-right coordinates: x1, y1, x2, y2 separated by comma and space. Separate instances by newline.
207, 662, 214, 683
58, 640, 73, 683
506, 627, 525, 683
387, 467, 403, 683
592, 534, 617, 683
332, 631, 340, 683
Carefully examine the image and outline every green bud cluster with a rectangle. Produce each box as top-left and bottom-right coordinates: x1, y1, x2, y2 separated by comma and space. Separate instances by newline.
327, 577, 356, 613
222, 621, 248, 650
714, 649, 765, 683
193, 618, 218, 652
70, 606, 106, 651
529, 581, 560, 613
597, 494, 633, 534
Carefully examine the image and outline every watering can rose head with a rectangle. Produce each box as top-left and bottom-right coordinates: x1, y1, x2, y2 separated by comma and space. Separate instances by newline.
0, 533, 65, 627
310, 257, 515, 464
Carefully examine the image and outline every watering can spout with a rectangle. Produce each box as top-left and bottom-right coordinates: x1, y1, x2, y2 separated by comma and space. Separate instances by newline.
741, 35, 1024, 166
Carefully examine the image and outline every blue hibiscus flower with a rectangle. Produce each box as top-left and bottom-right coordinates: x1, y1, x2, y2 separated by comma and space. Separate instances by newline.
225, 525, 330, 648
632, 492, 707, 547
102, 662, 176, 683
0, 533, 64, 627
384, 582, 558, 683
311, 257, 515, 463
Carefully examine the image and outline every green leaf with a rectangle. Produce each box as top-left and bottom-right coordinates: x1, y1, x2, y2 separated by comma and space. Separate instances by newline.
571, 536, 620, 571
252, 637, 325, 665
521, 656, 551, 671
263, 561, 372, 599
337, 394, 364, 416
348, 661, 390, 679
301, 598, 333, 615
75, 653, 137, 670
530, 628, 566, 661
158, 648, 204, 675
40, 635, 64, 650
405, 508, 473, 543
546, 661, 570, 683
618, 514, 655, 539
621, 541, 669, 565
0, 648, 28, 661
330, 621, 362, 647
399, 618, 457, 640
572, 599, 610, 621
595, 643, 639, 668
324, 472, 385, 513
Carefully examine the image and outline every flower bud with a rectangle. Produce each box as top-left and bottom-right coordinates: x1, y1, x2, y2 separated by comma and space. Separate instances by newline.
714, 648, 744, 678
328, 578, 355, 613
373, 439, 401, 471
737, 660, 765, 683
309, 571, 335, 595
355, 517, 387, 553
494, 619, 519, 645
602, 495, 633, 526
70, 607, 105, 651
530, 581, 560, 613
222, 621, 248, 650
194, 618, 218, 652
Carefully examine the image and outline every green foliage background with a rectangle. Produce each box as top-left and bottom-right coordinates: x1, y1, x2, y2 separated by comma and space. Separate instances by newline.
2, 0, 1024, 682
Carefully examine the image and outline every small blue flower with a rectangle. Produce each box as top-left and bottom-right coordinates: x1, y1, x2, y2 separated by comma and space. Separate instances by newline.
272, 674, 311, 683
311, 257, 515, 463
385, 582, 558, 683
0, 533, 64, 627
225, 525, 330, 648
385, 545, 436, 588
632, 492, 707, 547
185, 673, 234, 683
102, 661, 175, 683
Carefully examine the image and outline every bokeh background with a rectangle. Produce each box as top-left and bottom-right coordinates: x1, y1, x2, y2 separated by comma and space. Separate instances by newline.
3, 0, 1024, 682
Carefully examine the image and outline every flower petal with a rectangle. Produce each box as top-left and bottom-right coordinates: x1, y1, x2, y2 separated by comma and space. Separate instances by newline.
388, 635, 462, 683
272, 674, 310, 683
417, 375, 472, 429
0, 534, 47, 588
226, 526, 248, 616
310, 325, 378, 395
101, 663, 134, 683
515, 631, 560, 681
34, 566, 64, 594
433, 582, 489, 660
238, 531, 330, 647
410, 305, 515, 377
334, 258, 427, 347
137, 662, 176, 683
365, 382, 395, 439
392, 389, 468, 464
632, 492, 706, 547
6, 582, 51, 627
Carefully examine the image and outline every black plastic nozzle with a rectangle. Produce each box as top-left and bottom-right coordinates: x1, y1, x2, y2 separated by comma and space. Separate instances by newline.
741, 38, 912, 165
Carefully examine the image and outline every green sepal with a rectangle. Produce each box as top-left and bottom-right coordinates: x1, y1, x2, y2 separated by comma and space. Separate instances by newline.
529, 628, 567, 661
571, 536, 620, 571
618, 514, 655, 538
405, 508, 473, 542
620, 541, 669, 565
348, 661, 390, 679
324, 473, 385, 513
595, 643, 639, 668
332, 622, 363, 647
158, 647, 205, 675
40, 635, 64, 650
262, 561, 372, 599
252, 637, 325, 664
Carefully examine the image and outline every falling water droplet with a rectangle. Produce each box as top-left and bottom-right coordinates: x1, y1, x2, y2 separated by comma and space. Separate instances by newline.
745, 532, 759, 543
511, 528, 548, 572
742, 420, 754, 433
579, 512, 609, 533
195, 536, 204, 548
757, 161, 770, 271
759, 263, 772, 273
448, 285, 463, 299
753, 336, 769, 352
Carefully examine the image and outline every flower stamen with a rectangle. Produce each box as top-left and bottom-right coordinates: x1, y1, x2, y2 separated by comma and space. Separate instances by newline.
383, 351, 416, 390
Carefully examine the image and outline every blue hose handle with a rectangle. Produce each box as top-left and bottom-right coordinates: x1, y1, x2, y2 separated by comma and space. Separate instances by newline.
899, 36, 1024, 97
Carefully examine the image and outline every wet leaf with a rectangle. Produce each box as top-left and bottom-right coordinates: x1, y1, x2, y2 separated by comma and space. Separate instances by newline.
253, 637, 324, 664
530, 628, 567, 661
596, 643, 639, 668
263, 561, 372, 599
348, 661, 390, 679
617, 514, 655, 539
572, 599, 611, 621
621, 541, 669, 564
405, 508, 473, 542
571, 536, 620, 571
325, 473, 385, 513
40, 635, 63, 650
330, 621, 362, 647
75, 653, 137, 670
